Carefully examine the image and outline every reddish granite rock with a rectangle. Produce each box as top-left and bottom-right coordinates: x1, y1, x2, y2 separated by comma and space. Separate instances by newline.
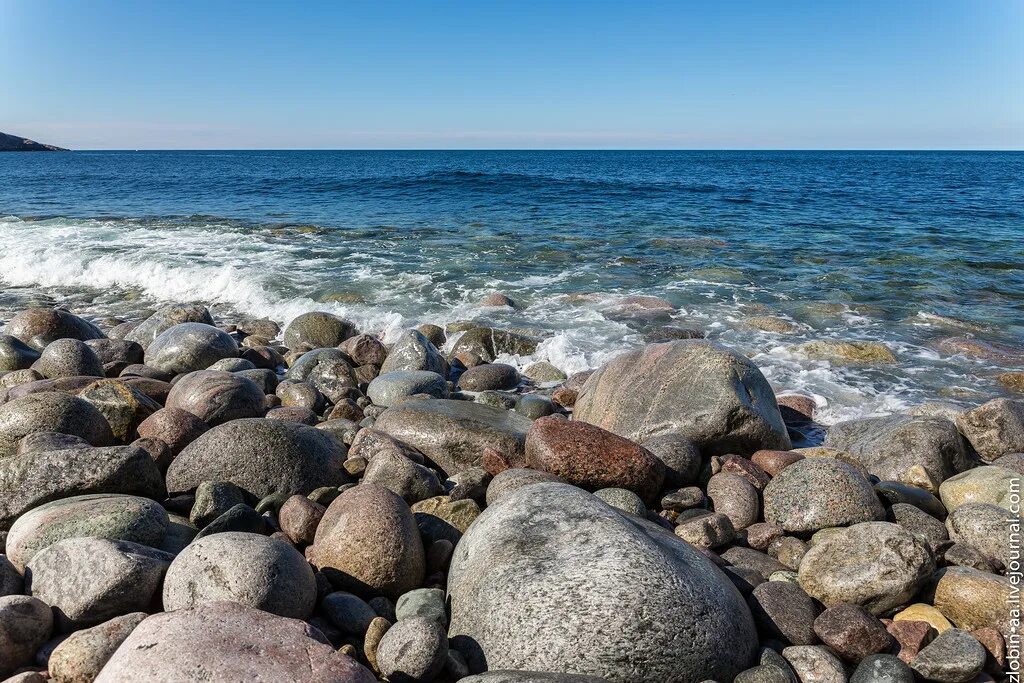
972, 627, 1006, 674
752, 450, 805, 477
279, 494, 326, 545
777, 395, 817, 419
550, 386, 578, 408
723, 456, 772, 490
525, 416, 665, 503
137, 407, 210, 455
887, 619, 934, 664
813, 604, 894, 661
165, 370, 265, 425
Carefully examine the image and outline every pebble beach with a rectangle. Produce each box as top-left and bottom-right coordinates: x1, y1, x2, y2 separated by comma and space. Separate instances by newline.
0, 297, 1018, 683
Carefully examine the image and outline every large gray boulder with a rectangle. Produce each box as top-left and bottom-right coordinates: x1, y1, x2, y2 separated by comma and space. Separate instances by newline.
163, 532, 317, 619
380, 329, 448, 375
374, 399, 532, 476
166, 418, 347, 498
0, 392, 114, 457
145, 323, 238, 375
27, 537, 173, 630
125, 304, 215, 350
448, 482, 758, 683
3, 308, 105, 351
6, 493, 169, 571
94, 601, 377, 682
573, 341, 790, 456
283, 312, 358, 350
0, 445, 166, 530
37, 338, 105, 379
824, 415, 973, 490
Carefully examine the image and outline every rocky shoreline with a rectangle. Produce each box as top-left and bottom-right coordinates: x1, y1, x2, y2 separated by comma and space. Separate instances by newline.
0, 299, 1017, 682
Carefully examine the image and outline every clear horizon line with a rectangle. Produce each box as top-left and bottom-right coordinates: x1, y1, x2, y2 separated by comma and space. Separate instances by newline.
36, 146, 1024, 153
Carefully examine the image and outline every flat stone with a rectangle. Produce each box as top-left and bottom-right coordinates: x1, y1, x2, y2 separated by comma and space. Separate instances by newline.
793, 340, 897, 364
93, 601, 377, 682
893, 604, 952, 633
411, 495, 481, 545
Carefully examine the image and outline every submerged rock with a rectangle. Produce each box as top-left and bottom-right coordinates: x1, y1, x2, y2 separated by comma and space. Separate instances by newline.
573, 340, 790, 456
448, 482, 758, 683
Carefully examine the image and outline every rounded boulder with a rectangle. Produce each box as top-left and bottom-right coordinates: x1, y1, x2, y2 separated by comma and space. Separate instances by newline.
165, 370, 266, 425
145, 323, 239, 375
0, 392, 114, 458
764, 458, 886, 532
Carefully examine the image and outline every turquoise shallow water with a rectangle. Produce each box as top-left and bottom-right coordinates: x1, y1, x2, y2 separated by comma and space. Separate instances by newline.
1, 150, 1022, 421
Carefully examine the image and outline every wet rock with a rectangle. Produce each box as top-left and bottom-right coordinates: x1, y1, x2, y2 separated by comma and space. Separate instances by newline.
26, 537, 173, 630
851, 654, 915, 683
451, 327, 539, 363
0, 335, 41, 372
6, 494, 168, 572
167, 418, 347, 498
642, 433, 703, 487
707, 472, 760, 530
794, 340, 897, 364
362, 450, 444, 504
824, 415, 972, 491
307, 483, 425, 600
380, 329, 447, 375
931, 567, 1014, 635
283, 312, 358, 350
458, 363, 521, 391
125, 304, 215, 350
48, 612, 147, 683
375, 399, 532, 476
525, 416, 665, 503
3, 308, 105, 351
376, 615, 448, 683
0, 595, 52, 677
523, 361, 566, 383
165, 369, 265, 425
37, 339, 104, 379
515, 394, 555, 419
0, 445, 165, 530
93, 601, 377, 682
135, 406, 209, 455
956, 398, 1024, 461
874, 481, 947, 520
764, 458, 885, 533
339, 334, 388, 367
748, 581, 820, 645
798, 522, 935, 615
144, 323, 238, 375
813, 604, 893, 661
574, 340, 791, 456
485, 468, 565, 506
448, 482, 758, 683
781, 646, 847, 683
278, 494, 325, 545
938, 465, 1019, 512
0, 392, 113, 457
368, 370, 449, 407
910, 628, 985, 683
163, 532, 316, 618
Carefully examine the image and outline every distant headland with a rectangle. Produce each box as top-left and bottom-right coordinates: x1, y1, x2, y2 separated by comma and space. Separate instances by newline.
0, 131, 69, 151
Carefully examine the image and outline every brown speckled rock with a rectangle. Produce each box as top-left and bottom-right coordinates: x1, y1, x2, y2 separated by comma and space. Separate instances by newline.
764, 458, 885, 533
751, 450, 804, 476
279, 494, 326, 545
573, 340, 791, 456
93, 601, 377, 682
136, 407, 209, 455
813, 604, 893, 661
307, 483, 425, 600
165, 370, 265, 425
48, 612, 147, 683
525, 416, 665, 503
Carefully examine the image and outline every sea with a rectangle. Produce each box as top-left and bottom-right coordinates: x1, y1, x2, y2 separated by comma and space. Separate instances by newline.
1, 150, 1022, 424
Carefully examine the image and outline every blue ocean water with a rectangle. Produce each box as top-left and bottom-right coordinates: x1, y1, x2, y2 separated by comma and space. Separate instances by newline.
1, 150, 1023, 421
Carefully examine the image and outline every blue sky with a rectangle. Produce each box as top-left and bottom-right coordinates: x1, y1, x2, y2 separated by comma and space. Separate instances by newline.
2, 1, 1021, 149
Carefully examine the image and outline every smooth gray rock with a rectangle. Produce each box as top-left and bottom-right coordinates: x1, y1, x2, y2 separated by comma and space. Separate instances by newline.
125, 304, 215, 350
6, 493, 169, 571
458, 363, 521, 391
748, 581, 820, 645
641, 433, 703, 487
0, 555, 22, 596
380, 329, 447, 376
0, 445, 166, 531
163, 532, 317, 619
515, 394, 555, 419
189, 481, 246, 527
485, 468, 565, 506
448, 482, 758, 683
945, 502, 1017, 569
886, 503, 948, 549
368, 371, 449, 407
306, 355, 358, 404
166, 418, 347, 498
362, 450, 444, 504
0, 334, 41, 371
707, 472, 760, 530
956, 398, 1024, 462
764, 458, 885, 533
574, 340, 790, 456
85, 338, 145, 365
283, 312, 358, 350
285, 347, 349, 382
27, 537, 173, 630
798, 522, 935, 615
93, 601, 377, 682
375, 399, 532, 476
321, 591, 378, 635
0, 392, 114, 458
851, 654, 915, 683
395, 587, 447, 626
376, 615, 448, 683
825, 415, 973, 488
910, 628, 985, 683
145, 323, 238, 375
450, 327, 538, 363
207, 357, 256, 372
593, 488, 647, 517
3, 308, 105, 351
0, 595, 53, 677
37, 339, 104, 379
